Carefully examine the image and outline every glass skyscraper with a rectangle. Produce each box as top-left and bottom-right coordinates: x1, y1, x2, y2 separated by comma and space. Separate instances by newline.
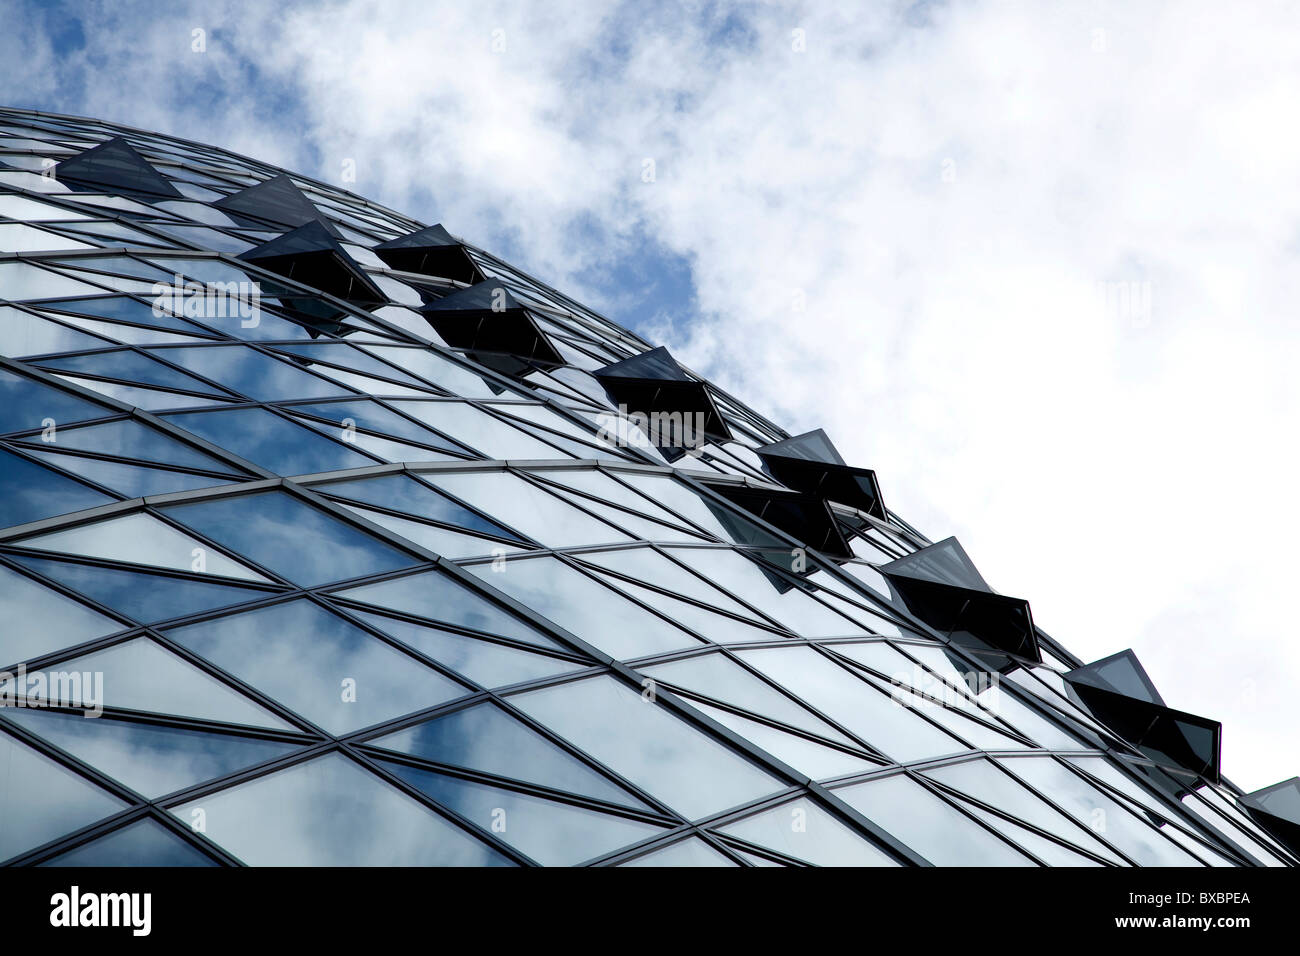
0, 105, 1295, 867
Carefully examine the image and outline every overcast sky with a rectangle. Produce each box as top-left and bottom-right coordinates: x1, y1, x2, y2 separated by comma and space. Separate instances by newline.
5, 0, 1298, 791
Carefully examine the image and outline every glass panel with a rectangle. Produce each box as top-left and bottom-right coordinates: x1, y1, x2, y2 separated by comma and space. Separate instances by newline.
163, 491, 419, 586
466, 557, 699, 659
164, 599, 468, 735
737, 647, 967, 762
641, 652, 856, 744
269, 344, 430, 387
0, 448, 116, 528
337, 504, 524, 560
0, 368, 113, 436
921, 759, 1124, 864
335, 569, 565, 650
168, 753, 512, 865
164, 408, 375, 476
44, 311, 209, 345
38, 349, 231, 396
346, 609, 581, 687
149, 345, 349, 401
592, 572, 784, 644
956, 801, 1105, 867
9, 555, 273, 624
389, 401, 568, 460
621, 837, 737, 867
380, 761, 663, 866
50, 374, 228, 411
321, 474, 521, 540
0, 727, 127, 862
996, 756, 1202, 866
720, 797, 898, 866
0, 304, 110, 356
2, 709, 299, 799
22, 449, 233, 498
40, 818, 214, 867
689, 701, 879, 781
510, 675, 783, 819
0, 563, 123, 665
53, 637, 294, 730
286, 401, 473, 454
426, 471, 629, 547
16, 512, 269, 581
834, 774, 1035, 866
36, 418, 240, 472
364, 345, 498, 398
0, 260, 105, 300
665, 548, 868, 637
580, 548, 762, 621
370, 703, 643, 807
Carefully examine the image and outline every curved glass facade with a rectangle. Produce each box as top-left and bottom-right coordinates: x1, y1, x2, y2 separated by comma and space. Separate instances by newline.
0, 105, 1293, 867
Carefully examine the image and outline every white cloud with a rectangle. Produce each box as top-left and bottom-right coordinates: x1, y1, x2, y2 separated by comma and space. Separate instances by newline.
6, 0, 1298, 790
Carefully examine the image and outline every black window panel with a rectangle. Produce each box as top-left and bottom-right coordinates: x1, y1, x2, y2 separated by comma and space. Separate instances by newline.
417, 279, 563, 368
373, 223, 485, 285
214, 173, 340, 235
53, 137, 182, 201
882, 574, 1040, 663
1065, 653, 1222, 783
755, 429, 886, 520
701, 481, 854, 560
239, 221, 385, 307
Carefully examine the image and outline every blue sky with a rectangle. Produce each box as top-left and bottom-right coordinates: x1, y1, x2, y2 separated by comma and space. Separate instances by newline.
4, 0, 1300, 791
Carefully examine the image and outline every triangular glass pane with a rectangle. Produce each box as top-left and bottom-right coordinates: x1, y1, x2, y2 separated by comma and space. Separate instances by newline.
332, 431, 459, 464
465, 557, 697, 660
334, 569, 562, 650
834, 774, 1035, 866
22, 449, 234, 498
379, 760, 664, 866
163, 599, 468, 735
641, 653, 856, 746
688, 700, 878, 782
338, 504, 526, 560
319, 474, 519, 539
286, 402, 470, 452
0, 367, 112, 436
0, 563, 124, 665
162, 490, 418, 587
163, 407, 375, 475
37, 349, 232, 396
52, 374, 229, 411
0, 448, 115, 530
39, 818, 214, 867
17, 512, 270, 582
718, 797, 897, 867
2, 708, 300, 799
0, 727, 127, 863
621, 837, 737, 866
45, 312, 211, 345
593, 572, 785, 645
168, 752, 512, 866
955, 800, 1104, 866
149, 345, 349, 403
370, 702, 645, 808
36, 418, 241, 472
36, 295, 213, 336
346, 609, 582, 688
8, 555, 273, 624
0, 304, 112, 356
49, 637, 295, 730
